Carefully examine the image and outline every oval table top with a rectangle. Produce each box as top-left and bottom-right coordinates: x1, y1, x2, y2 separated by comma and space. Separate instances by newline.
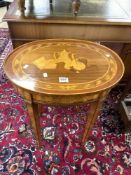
4, 39, 124, 95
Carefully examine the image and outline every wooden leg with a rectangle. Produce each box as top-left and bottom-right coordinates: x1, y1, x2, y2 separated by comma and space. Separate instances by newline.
18, 0, 25, 12
82, 98, 103, 145
26, 102, 41, 147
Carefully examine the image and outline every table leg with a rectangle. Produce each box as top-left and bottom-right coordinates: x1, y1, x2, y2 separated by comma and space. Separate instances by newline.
26, 102, 41, 147
82, 97, 103, 145
18, 0, 25, 12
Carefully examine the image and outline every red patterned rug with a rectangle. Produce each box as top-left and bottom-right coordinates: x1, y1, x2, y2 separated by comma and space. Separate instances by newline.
0, 29, 131, 175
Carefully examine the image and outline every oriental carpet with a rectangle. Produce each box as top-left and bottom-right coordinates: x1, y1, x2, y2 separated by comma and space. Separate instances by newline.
0, 28, 131, 175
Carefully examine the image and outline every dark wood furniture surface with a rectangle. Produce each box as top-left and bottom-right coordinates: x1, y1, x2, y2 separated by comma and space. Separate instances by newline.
3, 0, 131, 42
3, 39, 124, 146
3, 0, 131, 80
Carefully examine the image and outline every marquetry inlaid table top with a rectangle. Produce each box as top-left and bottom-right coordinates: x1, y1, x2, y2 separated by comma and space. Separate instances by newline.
4, 39, 124, 95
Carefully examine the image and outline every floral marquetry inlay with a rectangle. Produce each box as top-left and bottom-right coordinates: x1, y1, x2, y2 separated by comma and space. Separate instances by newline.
33, 49, 86, 72
4, 39, 124, 95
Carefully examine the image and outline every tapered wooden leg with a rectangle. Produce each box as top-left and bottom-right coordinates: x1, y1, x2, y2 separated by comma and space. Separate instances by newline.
26, 102, 41, 147
82, 96, 103, 145
18, 0, 25, 11
82, 101, 98, 145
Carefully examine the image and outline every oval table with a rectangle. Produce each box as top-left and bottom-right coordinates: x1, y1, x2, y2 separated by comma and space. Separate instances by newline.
4, 39, 124, 147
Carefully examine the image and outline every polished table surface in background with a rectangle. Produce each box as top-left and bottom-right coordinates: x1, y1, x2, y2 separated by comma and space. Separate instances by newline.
4, 0, 131, 22
4, 39, 124, 146
4, 0, 131, 42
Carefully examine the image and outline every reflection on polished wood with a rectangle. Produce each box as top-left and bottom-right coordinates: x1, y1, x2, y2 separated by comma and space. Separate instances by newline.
4, 39, 124, 147
8, 0, 131, 19
72, 0, 80, 16
17, 0, 81, 16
